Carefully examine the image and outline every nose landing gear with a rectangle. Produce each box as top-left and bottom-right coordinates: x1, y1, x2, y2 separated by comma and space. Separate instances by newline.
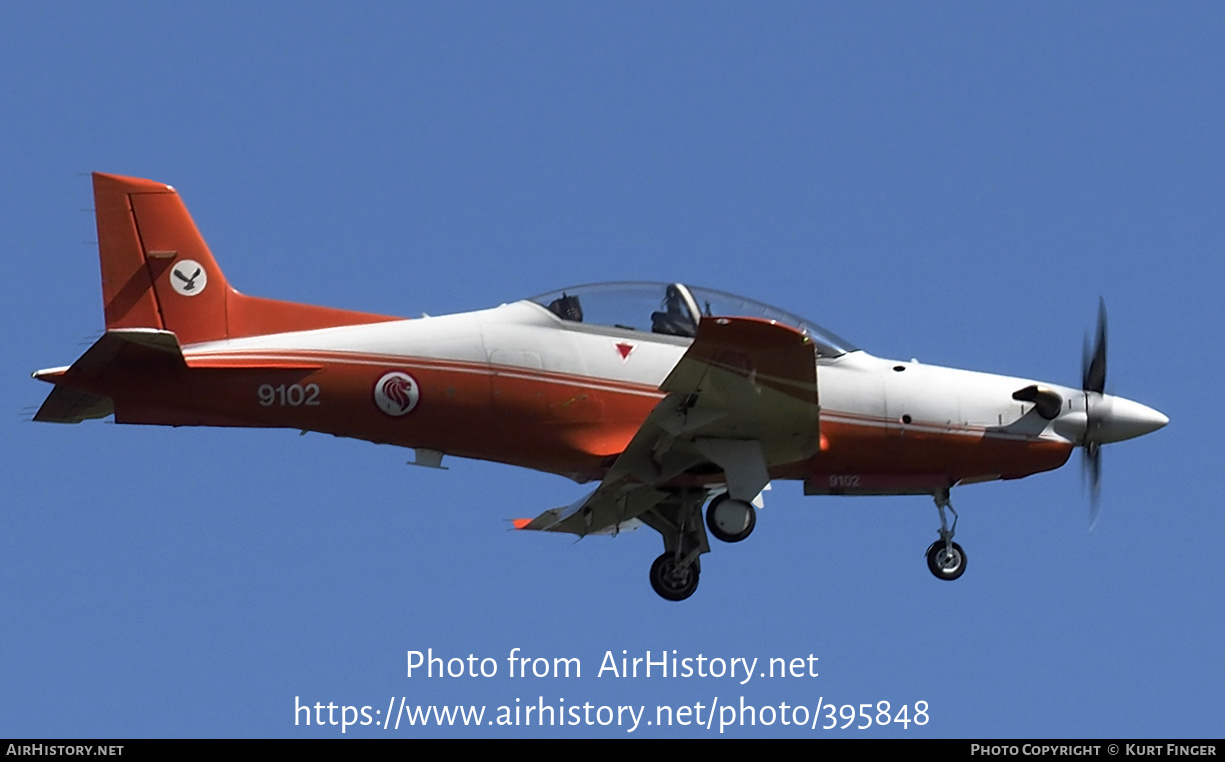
926, 538, 967, 580
926, 489, 967, 581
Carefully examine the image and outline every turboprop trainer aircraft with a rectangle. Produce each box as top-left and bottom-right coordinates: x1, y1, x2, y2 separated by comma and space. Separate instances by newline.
33, 173, 1168, 601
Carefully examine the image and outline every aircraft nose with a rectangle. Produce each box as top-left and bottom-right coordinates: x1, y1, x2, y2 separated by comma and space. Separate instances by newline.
1097, 396, 1169, 444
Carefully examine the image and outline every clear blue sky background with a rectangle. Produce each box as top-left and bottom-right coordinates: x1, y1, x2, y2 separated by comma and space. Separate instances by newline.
3, 3, 1220, 739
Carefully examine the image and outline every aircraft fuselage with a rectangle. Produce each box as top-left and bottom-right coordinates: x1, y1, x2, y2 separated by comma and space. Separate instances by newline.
39, 299, 1092, 493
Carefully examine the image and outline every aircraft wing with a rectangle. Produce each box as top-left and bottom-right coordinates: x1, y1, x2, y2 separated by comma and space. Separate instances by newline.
517, 317, 819, 536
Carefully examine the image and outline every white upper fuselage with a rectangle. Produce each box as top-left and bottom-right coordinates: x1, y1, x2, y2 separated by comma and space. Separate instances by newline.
188, 298, 1066, 435
173, 288, 1167, 491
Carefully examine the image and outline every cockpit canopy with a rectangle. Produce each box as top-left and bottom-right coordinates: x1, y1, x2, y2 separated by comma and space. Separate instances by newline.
528, 282, 856, 358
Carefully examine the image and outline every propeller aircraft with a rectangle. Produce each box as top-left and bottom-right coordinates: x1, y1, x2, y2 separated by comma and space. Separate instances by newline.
33, 173, 1168, 601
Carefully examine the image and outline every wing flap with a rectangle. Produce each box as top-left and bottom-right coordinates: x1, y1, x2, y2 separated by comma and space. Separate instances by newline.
515, 484, 667, 536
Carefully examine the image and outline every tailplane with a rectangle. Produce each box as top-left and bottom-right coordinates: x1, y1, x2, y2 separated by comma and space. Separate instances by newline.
93, 173, 395, 346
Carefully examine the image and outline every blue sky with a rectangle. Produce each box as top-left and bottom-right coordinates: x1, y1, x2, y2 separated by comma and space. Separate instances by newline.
3, 3, 1220, 738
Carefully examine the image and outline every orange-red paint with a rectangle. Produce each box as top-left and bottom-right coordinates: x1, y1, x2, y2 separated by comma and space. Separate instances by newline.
45, 173, 1079, 493
95, 173, 399, 343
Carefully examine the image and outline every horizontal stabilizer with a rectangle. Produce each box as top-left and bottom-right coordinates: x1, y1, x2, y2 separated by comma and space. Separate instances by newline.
34, 329, 323, 378
33, 386, 113, 423
31, 328, 327, 425
62, 328, 186, 378
30, 329, 185, 423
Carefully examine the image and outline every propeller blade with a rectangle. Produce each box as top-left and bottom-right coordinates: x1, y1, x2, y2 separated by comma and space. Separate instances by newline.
1079, 299, 1107, 530
1082, 442, 1102, 531
1082, 298, 1107, 394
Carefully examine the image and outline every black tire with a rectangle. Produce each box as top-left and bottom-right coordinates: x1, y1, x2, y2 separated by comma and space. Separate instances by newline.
925, 539, 967, 581
705, 494, 756, 543
649, 553, 700, 601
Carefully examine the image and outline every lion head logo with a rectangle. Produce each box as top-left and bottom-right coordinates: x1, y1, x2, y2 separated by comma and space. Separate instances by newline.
373, 371, 420, 416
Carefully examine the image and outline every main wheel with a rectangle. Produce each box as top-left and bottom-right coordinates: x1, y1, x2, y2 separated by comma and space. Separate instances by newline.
649, 553, 700, 601
705, 494, 756, 543
925, 539, 967, 581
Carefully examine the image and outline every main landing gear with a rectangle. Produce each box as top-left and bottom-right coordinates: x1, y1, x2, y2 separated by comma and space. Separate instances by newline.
925, 488, 967, 581
704, 493, 756, 543
641, 491, 712, 602
649, 553, 700, 601
642, 491, 760, 601
642, 486, 971, 597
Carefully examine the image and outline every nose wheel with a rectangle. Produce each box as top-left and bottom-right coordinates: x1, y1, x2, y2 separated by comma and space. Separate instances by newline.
926, 489, 967, 581
925, 539, 967, 580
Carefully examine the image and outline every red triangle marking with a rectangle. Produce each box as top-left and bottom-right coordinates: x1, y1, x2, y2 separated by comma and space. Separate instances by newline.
615, 342, 634, 360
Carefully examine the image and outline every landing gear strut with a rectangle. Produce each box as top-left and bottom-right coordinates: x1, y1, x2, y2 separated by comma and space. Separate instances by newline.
926, 488, 967, 581
641, 491, 710, 602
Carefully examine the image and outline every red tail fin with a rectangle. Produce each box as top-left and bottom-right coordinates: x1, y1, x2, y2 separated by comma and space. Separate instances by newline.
93, 173, 396, 345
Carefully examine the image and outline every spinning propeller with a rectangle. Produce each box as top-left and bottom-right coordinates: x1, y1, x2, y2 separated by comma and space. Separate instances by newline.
1017, 300, 1166, 530
1073, 299, 1168, 528
1081, 299, 1108, 529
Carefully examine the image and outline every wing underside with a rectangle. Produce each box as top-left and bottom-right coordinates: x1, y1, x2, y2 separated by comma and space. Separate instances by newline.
519, 316, 819, 536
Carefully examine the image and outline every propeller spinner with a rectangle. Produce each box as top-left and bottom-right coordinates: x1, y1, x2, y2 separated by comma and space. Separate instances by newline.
1076, 299, 1168, 528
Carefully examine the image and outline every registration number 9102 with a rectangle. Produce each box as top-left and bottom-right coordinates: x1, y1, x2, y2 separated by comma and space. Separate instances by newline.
258, 383, 320, 407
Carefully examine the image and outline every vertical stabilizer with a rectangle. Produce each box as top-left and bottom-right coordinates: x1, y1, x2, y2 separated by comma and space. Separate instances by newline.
95, 173, 172, 334
92, 173, 395, 345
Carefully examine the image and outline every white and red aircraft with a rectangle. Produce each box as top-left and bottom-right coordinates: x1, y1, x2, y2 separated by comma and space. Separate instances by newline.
34, 173, 1168, 601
